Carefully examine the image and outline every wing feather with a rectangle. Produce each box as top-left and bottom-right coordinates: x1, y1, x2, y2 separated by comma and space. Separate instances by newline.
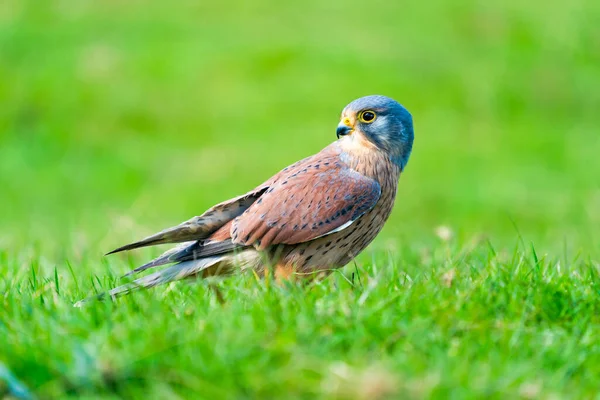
106, 186, 268, 255
232, 152, 381, 248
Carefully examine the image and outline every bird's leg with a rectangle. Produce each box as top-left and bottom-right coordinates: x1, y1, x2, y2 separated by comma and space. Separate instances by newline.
274, 263, 333, 285
257, 245, 285, 283
274, 263, 297, 282
210, 283, 226, 304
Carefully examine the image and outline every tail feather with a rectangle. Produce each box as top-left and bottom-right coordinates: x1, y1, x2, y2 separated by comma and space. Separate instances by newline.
123, 239, 242, 277
74, 256, 225, 307
122, 241, 198, 277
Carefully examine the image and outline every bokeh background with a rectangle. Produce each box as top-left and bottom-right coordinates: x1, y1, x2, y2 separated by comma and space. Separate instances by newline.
2, 1, 599, 260
2, 1, 600, 398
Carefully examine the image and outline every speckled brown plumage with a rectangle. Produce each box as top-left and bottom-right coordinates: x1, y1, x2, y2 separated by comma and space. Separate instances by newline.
75, 95, 414, 304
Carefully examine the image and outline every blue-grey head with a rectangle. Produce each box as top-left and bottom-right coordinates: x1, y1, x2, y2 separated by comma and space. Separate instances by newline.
336, 95, 414, 170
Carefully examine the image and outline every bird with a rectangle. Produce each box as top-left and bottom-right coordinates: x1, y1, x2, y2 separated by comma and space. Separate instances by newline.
76, 95, 414, 305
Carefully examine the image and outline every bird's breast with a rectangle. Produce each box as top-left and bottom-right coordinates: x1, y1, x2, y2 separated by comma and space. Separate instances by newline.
338, 144, 401, 191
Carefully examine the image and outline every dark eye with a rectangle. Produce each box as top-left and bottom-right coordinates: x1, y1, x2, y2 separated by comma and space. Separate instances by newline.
359, 110, 376, 123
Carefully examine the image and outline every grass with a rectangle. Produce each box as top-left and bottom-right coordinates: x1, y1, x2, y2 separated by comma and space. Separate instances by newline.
2, 242, 600, 398
1, 0, 600, 398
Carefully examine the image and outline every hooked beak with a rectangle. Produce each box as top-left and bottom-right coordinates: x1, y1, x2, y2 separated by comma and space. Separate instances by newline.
336, 118, 354, 139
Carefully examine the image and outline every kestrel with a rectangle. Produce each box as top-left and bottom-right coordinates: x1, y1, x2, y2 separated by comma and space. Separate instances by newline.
79, 95, 414, 303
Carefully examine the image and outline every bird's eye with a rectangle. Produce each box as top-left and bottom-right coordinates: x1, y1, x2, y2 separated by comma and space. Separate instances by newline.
359, 110, 376, 123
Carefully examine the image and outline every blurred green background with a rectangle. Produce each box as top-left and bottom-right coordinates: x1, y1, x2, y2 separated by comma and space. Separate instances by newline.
2, 1, 600, 398
1, 0, 599, 260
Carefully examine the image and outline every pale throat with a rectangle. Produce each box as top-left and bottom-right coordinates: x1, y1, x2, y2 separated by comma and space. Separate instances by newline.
338, 130, 377, 154
336, 134, 401, 181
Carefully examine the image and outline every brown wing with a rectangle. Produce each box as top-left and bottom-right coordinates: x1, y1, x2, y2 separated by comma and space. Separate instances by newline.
231, 153, 381, 249
106, 186, 269, 255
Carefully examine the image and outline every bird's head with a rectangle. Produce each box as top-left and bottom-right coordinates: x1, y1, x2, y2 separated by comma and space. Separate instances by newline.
336, 95, 414, 170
